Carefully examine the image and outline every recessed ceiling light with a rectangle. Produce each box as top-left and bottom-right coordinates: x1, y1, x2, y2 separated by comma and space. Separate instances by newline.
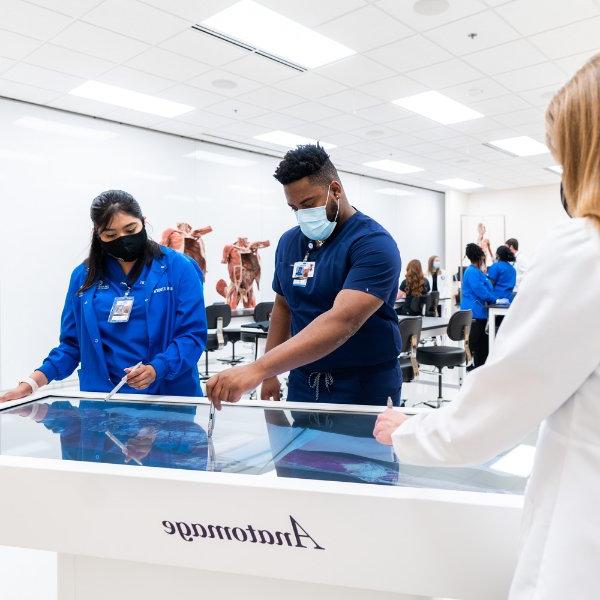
485, 136, 549, 157
546, 165, 563, 174
363, 159, 424, 175
14, 116, 116, 141
183, 149, 257, 167
413, 0, 449, 15
392, 91, 484, 125
490, 445, 536, 478
375, 188, 414, 197
467, 88, 484, 98
212, 79, 238, 90
202, 0, 355, 69
70, 81, 195, 118
436, 178, 484, 190
254, 130, 336, 150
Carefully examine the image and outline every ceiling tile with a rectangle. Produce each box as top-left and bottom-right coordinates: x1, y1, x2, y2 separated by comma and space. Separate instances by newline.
469, 93, 532, 116
26, 0, 104, 16
322, 113, 373, 132
279, 102, 341, 122
256, 0, 367, 28
82, 0, 189, 45
160, 29, 249, 66
235, 87, 303, 111
495, 0, 598, 36
354, 103, 412, 124
0, 0, 72, 40
494, 62, 566, 92
316, 6, 411, 53
437, 135, 480, 149
0, 29, 41, 61
127, 47, 210, 82
248, 112, 307, 131
52, 21, 150, 63
105, 107, 165, 127
0, 57, 15, 75
0, 77, 61, 103
407, 58, 482, 88
98, 66, 175, 94
382, 132, 432, 148
387, 115, 439, 133
48, 94, 122, 118
349, 125, 399, 140
463, 39, 547, 75
223, 54, 297, 85
529, 16, 600, 59
289, 122, 339, 140
315, 55, 395, 87
366, 35, 452, 72
320, 89, 380, 111
3, 62, 84, 93
318, 131, 362, 146
173, 108, 235, 129
359, 75, 427, 102
187, 68, 261, 97
157, 83, 224, 108
555, 50, 598, 75
412, 126, 466, 141
137, 0, 238, 22
442, 77, 509, 105
448, 117, 508, 135
377, 0, 487, 31
518, 84, 562, 108
25, 44, 115, 79
218, 121, 268, 139
425, 10, 520, 55
204, 98, 268, 120
272, 72, 346, 100
493, 108, 545, 127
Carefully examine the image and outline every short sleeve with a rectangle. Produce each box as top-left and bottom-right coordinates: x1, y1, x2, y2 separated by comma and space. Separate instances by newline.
272, 237, 284, 296
343, 231, 401, 302
399, 279, 407, 292
424, 279, 431, 293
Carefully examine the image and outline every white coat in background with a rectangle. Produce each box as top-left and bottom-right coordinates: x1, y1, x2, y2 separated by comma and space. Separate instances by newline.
513, 251, 529, 292
392, 218, 600, 600
425, 269, 451, 317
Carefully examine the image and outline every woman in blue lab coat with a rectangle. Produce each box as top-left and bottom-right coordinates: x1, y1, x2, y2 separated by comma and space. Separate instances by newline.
1, 190, 207, 402
487, 245, 517, 301
460, 243, 505, 369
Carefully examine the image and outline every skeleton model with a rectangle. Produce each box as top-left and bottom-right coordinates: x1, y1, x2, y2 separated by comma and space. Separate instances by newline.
476, 222, 494, 266
160, 223, 212, 275
216, 237, 270, 310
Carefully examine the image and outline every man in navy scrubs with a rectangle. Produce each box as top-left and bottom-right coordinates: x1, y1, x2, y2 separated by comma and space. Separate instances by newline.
207, 144, 401, 407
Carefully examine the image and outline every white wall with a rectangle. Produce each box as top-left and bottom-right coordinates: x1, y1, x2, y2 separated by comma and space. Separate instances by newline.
0, 98, 444, 388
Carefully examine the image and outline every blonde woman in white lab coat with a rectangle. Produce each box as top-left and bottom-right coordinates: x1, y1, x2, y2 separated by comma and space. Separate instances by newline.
374, 54, 600, 600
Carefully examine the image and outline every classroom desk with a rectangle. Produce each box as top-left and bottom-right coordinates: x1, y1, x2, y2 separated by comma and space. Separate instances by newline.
0, 390, 528, 600
488, 304, 511, 350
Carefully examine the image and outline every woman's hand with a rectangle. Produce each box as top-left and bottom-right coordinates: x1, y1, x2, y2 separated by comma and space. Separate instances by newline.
373, 409, 410, 445
124, 427, 157, 463
1, 383, 35, 403
125, 364, 156, 390
260, 376, 282, 401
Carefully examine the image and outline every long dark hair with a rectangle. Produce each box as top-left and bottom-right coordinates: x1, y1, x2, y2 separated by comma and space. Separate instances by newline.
78, 190, 163, 294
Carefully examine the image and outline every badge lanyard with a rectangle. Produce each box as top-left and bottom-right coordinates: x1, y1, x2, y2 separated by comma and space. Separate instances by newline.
108, 282, 135, 324
292, 240, 320, 288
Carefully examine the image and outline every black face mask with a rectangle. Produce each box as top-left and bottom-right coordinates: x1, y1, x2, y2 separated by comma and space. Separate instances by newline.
560, 182, 572, 217
100, 227, 148, 262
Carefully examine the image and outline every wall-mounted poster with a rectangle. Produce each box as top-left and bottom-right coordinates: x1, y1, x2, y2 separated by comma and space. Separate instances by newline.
460, 215, 506, 270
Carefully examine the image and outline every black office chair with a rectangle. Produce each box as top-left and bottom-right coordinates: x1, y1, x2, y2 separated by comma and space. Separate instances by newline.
201, 303, 232, 379
240, 301, 274, 360
400, 294, 427, 316
424, 291, 440, 317
415, 309, 472, 408
398, 316, 423, 384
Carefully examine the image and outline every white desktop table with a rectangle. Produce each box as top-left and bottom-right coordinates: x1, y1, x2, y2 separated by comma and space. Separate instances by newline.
488, 304, 511, 349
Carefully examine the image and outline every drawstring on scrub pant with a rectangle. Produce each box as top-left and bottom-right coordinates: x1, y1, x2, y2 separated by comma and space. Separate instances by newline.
308, 371, 334, 402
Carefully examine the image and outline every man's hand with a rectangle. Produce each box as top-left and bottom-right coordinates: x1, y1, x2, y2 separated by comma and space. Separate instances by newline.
373, 409, 410, 446
206, 364, 266, 409
260, 376, 282, 401
125, 364, 156, 390
124, 427, 157, 463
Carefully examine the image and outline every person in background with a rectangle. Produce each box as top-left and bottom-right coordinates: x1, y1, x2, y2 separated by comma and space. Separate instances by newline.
398, 259, 430, 316
426, 255, 450, 316
1, 190, 207, 402
505, 237, 527, 292
487, 245, 517, 301
460, 243, 503, 369
374, 52, 600, 600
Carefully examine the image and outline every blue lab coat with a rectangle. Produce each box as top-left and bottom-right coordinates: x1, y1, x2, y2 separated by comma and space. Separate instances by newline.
38, 247, 207, 396
460, 264, 499, 319
487, 261, 516, 301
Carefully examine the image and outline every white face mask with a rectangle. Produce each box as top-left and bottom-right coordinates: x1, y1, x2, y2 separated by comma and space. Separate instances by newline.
295, 183, 339, 241
433, 260, 441, 270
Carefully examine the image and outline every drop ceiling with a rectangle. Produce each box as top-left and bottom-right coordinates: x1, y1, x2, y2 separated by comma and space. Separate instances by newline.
0, 0, 597, 191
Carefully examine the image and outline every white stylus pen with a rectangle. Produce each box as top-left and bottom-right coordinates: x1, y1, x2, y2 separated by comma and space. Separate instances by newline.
105, 431, 143, 466
207, 402, 216, 438
103, 361, 143, 402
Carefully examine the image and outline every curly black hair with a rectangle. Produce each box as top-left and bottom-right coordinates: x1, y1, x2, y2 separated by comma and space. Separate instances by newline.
273, 143, 339, 186
496, 245, 515, 263
465, 243, 485, 264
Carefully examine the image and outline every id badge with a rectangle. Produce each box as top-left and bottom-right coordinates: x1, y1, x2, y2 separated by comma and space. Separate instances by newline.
292, 261, 315, 279
108, 295, 135, 323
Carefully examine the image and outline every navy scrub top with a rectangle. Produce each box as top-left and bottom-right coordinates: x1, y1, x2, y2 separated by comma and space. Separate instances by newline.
272, 211, 402, 372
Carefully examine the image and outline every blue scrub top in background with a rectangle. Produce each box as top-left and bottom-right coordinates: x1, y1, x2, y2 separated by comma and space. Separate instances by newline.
487, 261, 516, 301
38, 247, 207, 397
461, 264, 499, 319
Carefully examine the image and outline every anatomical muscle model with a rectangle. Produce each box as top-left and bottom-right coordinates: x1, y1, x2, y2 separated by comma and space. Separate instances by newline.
161, 223, 213, 275
216, 237, 270, 309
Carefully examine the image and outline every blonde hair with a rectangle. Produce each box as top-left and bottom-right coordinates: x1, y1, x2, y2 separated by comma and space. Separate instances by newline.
546, 53, 600, 226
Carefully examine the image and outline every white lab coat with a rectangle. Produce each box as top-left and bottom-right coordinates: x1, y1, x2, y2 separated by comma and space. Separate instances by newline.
425, 269, 451, 316
513, 251, 528, 292
392, 218, 600, 599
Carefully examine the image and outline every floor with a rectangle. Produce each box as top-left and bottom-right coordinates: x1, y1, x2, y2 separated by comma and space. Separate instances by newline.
0, 334, 465, 600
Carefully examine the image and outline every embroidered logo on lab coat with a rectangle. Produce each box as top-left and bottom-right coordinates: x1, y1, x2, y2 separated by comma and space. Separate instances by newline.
153, 286, 174, 294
